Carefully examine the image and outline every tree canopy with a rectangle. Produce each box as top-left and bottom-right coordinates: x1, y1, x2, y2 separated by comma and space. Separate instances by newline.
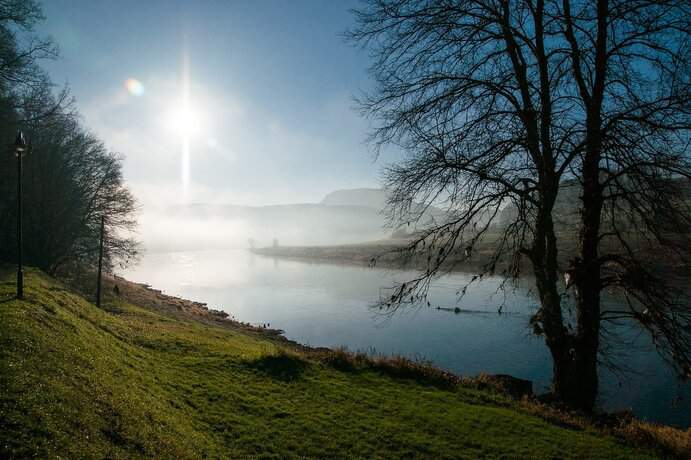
349, 0, 691, 411
0, 0, 138, 277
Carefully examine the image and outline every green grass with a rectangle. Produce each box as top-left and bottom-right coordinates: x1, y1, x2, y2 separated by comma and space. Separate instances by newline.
0, 268, 658, 459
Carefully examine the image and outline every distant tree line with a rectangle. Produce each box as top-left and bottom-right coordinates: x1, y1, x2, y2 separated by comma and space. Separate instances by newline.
0, 0, 138, 276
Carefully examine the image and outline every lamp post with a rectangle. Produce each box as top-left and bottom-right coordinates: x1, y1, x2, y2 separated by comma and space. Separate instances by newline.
14, 131, 27, 299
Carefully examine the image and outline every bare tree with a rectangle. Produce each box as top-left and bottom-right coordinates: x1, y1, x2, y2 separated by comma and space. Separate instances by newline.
0, 0, 61, 115
0, 89, 139, 275
0, 1, 139, 278
348, 0, 690, 411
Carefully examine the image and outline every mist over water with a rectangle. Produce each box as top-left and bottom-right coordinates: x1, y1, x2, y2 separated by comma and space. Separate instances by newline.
124, 248, 691, 428
137, 189, 395, 252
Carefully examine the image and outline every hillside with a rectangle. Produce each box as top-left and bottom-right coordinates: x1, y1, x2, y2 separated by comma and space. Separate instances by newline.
0, 268, 682, 458
145, 188, 448, 251
148, 201, 390, 251
320, 188, 388, 209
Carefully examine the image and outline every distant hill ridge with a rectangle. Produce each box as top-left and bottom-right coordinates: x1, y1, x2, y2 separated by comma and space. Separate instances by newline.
147, 188, 445, 250
166, 188, 388, 213
320, 188, 388, 210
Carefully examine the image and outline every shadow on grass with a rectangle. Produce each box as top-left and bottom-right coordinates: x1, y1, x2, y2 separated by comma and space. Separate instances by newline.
102, 302, 125, 315
244, 350, 309, 382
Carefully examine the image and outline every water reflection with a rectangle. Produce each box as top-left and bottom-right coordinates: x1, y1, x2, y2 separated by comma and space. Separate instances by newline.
123, 248, 690, 427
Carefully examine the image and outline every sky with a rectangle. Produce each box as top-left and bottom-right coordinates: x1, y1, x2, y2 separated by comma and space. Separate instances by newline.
39, 0, 394, 208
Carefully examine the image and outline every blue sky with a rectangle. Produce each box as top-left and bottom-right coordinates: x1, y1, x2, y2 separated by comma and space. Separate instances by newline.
40, 0, 393, 206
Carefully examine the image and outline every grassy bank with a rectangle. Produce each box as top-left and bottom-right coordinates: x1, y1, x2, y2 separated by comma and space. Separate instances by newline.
0, 267, 681, 458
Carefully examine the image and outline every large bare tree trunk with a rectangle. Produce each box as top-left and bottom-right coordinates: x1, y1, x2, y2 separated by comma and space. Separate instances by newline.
350, 0, 691, 413
555, 0, 607, 411
564, 130, 604, 412
533, 184, 600, 411
550, 340, 599, 411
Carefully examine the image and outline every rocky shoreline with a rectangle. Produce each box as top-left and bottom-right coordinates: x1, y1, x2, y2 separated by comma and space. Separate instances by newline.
105, 273, 328, 353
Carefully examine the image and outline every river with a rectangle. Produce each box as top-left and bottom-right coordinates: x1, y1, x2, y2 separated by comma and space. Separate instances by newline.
122, 248, 690, 427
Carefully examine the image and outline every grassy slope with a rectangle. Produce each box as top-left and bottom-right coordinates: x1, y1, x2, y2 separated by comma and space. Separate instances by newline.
0, 269, 656, 459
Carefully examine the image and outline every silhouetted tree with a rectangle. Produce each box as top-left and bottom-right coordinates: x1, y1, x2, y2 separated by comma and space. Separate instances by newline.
349, 0, 690, 411
0, 0, 63, 118
15, 100, 138, 274
0, 1, 138, 276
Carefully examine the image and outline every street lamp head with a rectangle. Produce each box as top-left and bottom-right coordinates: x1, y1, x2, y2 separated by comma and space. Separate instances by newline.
14, 131, 26, 153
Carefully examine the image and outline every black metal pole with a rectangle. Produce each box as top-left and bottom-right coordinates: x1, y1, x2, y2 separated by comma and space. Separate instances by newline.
96, 215, 104, 308
16, 145, 23, 300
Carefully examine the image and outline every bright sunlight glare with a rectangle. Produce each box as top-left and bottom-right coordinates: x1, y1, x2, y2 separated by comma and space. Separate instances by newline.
167, 104, 204, 137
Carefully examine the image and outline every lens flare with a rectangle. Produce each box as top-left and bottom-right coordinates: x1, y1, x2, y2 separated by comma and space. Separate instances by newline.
125, 78, 145, 96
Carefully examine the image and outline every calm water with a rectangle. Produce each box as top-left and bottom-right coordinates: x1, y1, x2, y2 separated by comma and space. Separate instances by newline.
123, 248, 690, 427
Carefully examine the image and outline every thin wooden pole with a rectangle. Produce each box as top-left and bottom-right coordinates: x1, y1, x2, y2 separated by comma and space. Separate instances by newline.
16, 145, 23, 299
96, 215, 104, 308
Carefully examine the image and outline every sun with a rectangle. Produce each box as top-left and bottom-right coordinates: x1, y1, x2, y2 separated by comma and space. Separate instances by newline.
167, 104, 204, 137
